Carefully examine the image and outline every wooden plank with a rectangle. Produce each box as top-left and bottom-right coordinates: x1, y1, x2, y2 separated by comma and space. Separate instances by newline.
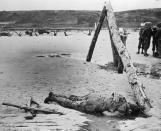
86, 6, 107, 62
105, 2, 152, 113
107, 20, 119, 67
106, 19, 124, 73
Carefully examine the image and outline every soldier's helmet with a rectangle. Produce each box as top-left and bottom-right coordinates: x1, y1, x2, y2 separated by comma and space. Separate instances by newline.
145, 22, 152, 27
157, 22, 161, 28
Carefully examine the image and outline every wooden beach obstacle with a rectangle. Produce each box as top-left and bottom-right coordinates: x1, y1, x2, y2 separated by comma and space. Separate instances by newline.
86, 5, 107, 62
1, 2, 152, 117
86, 2, 152, 113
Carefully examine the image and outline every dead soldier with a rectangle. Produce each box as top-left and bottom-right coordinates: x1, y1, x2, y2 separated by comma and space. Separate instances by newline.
44, 92, 142, 115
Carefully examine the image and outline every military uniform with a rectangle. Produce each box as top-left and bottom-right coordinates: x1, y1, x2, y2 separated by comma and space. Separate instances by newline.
142, 26, 153, 56
44, 92, 140, 115
137, 27, 145, 54
155, 28, 161, 58
152, 26, 158, 56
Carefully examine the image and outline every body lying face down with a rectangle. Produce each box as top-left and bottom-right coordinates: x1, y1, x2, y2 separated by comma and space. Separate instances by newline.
44, 92, 142, 115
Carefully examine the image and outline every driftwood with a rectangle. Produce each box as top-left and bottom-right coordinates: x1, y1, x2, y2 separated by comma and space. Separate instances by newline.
105, 2, 152, 112
86, 6, 107, 62
2, 102, 63, 115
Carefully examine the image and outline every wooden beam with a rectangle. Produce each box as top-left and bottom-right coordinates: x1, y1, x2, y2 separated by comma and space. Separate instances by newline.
106, 19, 124, 73
105, 2, 152, 113
107, 21, 119, 67
86, 6, 107, 62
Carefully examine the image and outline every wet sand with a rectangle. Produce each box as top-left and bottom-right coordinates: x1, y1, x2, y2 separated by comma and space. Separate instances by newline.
0, 31, 161, 131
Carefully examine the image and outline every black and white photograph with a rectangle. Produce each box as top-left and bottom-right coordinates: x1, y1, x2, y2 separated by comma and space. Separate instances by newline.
0, 0, 161, 130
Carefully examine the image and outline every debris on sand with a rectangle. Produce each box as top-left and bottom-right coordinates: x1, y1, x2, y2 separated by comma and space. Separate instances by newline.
48, 53, 61, 58
133, 62, 150, 76
36, 53, 72, 58
99, 62, 161, 79
36, 53, 62, 58
36, 55, 45, 57
99, 62, 150, 76
98, 62, 118, 72
60, 53, 71, 56
150, 62, 161, 79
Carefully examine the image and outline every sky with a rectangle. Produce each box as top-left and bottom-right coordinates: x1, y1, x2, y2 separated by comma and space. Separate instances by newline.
0, 0, 161, 12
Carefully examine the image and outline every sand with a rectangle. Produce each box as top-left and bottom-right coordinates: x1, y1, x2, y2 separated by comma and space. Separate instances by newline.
0, 30, 161, 131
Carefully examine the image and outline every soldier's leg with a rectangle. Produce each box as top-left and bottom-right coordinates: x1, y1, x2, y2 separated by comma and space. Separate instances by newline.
141, 40, 144, 54
49, 95, 81, 109
152, 41, 155, 56
156, 40, 159, 56
137, 38, 142, 54
44, 92, 87, 111
144, 38, 150, 56
158, 39, 161, 58
44, 92, 86, 104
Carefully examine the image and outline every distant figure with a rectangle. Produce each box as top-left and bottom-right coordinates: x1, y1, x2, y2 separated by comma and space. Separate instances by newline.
155, 23, 161, 58
64, 30, 68, 36
15, 31, 22, 36
152, 26, 159, 56
142, 22, 153, 56
44, 92, 141, 115
33, 29, 38, 36
119, 28, 128, 46
137, 23, 145, 54
25, 30, 33, 36
87, 30, 92, 36
0, 31, 11, 37
54, 30, 57, 36
37, 29, 50, 35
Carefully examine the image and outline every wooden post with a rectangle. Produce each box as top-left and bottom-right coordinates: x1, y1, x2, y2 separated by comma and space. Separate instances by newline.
107, 22, 119, 67
107, 20, 124, 73
105, 2, 152, 112
86, 6, 107, 62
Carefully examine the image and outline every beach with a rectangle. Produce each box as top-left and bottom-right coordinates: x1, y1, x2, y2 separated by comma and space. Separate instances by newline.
0, 30, 161, 131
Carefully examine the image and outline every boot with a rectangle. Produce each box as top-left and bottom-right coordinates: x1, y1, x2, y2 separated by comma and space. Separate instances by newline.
153, 51, 155, 57
144, 50, 149, 57
141, 48, 144, 54
137, 49, 140, 54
